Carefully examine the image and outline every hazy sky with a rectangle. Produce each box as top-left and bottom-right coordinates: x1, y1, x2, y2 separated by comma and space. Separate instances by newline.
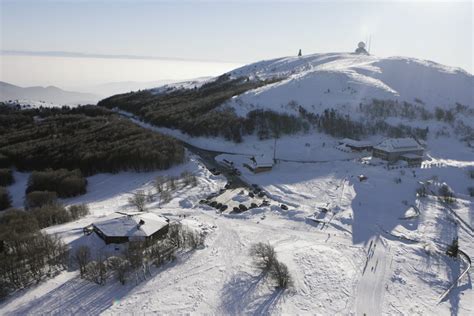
1, 0, 472, 88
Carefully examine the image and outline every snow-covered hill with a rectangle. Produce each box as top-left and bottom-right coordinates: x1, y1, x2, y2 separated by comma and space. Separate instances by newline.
223, 53, 473, 116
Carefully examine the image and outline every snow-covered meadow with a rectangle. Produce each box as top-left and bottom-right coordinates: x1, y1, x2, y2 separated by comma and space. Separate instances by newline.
1, 142, 472, 315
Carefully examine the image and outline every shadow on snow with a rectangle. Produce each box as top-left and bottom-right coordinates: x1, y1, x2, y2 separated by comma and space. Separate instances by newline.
220, 271, 285, 315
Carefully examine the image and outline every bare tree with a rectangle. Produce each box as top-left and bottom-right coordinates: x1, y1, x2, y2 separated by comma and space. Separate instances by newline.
73, 245, 91, 278
107, 256, 131, 285
168, 177, 177, 191
270, 260, 292, 289
168, 222, 183, 248
146, 190, 154, 203
125, 241, 145, 271
68, 204, 90, 220
179, 226, 204, 249
129, 190, 146, 212
155, 176, 167, 193
249, 242, 292, 289
190, 175, 198, 187
249, 242, 276, 272
180, 170, 198, 188
84, 260, 107, 285
159, 190, 172, 206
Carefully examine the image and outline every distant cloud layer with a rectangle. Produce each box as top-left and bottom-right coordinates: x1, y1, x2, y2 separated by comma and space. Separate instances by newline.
1, 50, 237, 64
0, 53, 241, 90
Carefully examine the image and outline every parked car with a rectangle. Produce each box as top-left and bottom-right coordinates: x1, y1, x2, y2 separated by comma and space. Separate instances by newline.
258, 192, 266, 198
250, 203, 258, 209
220, 205, 228, 212
210, 201, 218, 207
216, 203, 223, 209
239, 204, 248, 212
207, 192, 218, 199
280, 204, 289, 210
248, 192, 255, 198
232, 206, 240, 213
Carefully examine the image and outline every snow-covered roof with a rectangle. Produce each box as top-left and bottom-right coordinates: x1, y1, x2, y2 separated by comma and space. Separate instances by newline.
341, 138, 372, 147
254, 154, 274, 167
374, 138, 423, 153
93, 212, 169, 238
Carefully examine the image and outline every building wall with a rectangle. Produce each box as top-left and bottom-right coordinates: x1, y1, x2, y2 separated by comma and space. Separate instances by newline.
347, 145, 373, 152
253, 166, 272, 173
373, 149, 424, 162
147, 225, 169, 243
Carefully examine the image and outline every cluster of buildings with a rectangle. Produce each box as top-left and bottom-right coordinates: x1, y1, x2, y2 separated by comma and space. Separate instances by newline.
86, 137, 423, 247
339, 137, 425, 165
246, 137, 424, 175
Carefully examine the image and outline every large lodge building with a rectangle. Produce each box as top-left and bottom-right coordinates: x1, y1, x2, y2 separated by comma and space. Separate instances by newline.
372, 138, 424, 165
88, 211, 170, 245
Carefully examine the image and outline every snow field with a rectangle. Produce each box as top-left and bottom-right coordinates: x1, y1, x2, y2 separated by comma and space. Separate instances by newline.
1, 143, 472, 315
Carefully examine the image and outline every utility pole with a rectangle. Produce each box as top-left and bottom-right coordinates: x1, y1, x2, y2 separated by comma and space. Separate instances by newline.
273, 138, 277, 163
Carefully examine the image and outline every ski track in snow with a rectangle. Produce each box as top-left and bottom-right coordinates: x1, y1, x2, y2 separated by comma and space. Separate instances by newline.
355, 237, 390, 316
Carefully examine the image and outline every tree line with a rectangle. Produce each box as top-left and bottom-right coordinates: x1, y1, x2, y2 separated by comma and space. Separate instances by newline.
299, 106, 429, 140
98, 75, 285, 143
0, 203, 89, 298
0, 209, 69, 298
0, 104, 185, 175
27, 169, 87, 198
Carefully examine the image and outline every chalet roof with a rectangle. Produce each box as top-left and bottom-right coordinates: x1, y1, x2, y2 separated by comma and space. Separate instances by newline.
341, 138, 372, 148
254, 154, 274, 168
374, 138, 423, 153
93, 212, 169, 238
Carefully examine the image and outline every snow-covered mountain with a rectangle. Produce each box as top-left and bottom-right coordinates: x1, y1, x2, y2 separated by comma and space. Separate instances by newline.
0, 81, 100, 105
223, 53, 473, 116
2, 53, 473, 316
